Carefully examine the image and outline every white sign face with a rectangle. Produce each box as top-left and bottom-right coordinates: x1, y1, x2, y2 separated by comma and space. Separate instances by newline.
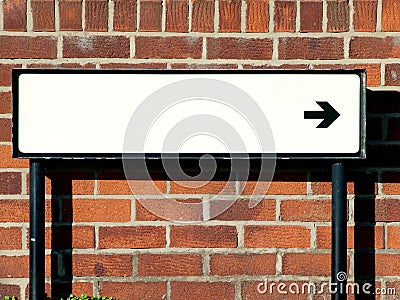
13, 70, 365, 159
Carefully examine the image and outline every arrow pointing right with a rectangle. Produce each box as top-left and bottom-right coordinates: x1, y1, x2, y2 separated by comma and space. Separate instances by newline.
304, 101, 340, 128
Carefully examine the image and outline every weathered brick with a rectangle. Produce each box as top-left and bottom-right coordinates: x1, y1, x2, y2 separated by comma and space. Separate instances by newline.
210, 254, 276, 275
72, 254, 132, 276
240, 173, 307, 195
316, 226, 384, 249
171, 282, 236, 300
140, 0, 162, 31
246, 0, 269, 32
282, 253, 331, 276
0, 284, 20, 299
0, 200, 29, 222
59, 0, 82, 31
350, 37, 400, 59
353, 0, 377, 32
0, 64, 21, 86
171, 63, 238, 69
280, 199, 331, 222
100, 282, 166, 300
136, 36, 202, 59
113, 0, 136, 31
0, 118, 11, 141
207, 37, 273, 60
327, 0, 349, 32
100, 62, 167, 69
210, 199, 275, 220
191, 0, 214, 32
244, 225, 311, 248
300, 0, 323, 32
0, 36, 57, 58
274, 0, 296, 32
166, 0, 188, 32
382, 0, 400, 31
0, 256, 28, 277
279, 37, 344, 60
3, 0, 26, 31
219, 0, 241, 32
382, 172, 400, 194
170, 225, 237, 248
138, 254, 202, 276
0, 172, 22, 195
0, 227, 22, 250
85, 0, 108, 31
386, 63, 400, 86
99, 226, 166, 248
63, 36, 130, 58
62, 199, 131, 222
31, 0, 55, 31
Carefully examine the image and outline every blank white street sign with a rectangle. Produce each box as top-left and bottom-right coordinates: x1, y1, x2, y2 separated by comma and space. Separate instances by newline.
12, 70, 365, 159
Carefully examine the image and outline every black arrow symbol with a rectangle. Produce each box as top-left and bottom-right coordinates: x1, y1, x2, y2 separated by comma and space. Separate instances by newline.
304, 101, 340, 128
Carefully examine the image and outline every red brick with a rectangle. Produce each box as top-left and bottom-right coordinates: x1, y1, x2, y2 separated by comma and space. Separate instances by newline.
73, 254, 132, 276
62, 199, 131, 222
41, 226, 95, 249
31, 0, 55, 31
43, 282, 94, 297
138, 254, 202, 276
170, 225, 237, 248
85, 0, 108, 31
0, 172, 21, 195
191, 0, 214, 32
246, 0, 269, 32
244, 225, 310, 248
281, 199, 331, 222
140, 0, 162, 31
243, 63, 309, 69
171, 282, 235, 300
63, 36, 130, 58
350, 37, 400, 58
3, 0, 26, 31
0, 256, 28, 277
0, 227, 22, 250
135, 198, 203, 221
240, 173, 307, 195
219, 0, 241, 32
353, 0, 377, 32
170, 180, 235, 194
59, 0, 83, 31
27, 63, 96, 69
210, 199, 275, 220
99, 226, 166, 248
100, 62, 167, 69
357, 199, 400, 222
39, 172, 95, 195
113, 0, 136, 31
274, 0, 296, 32
327, 0, 349, 32
0, 64, 21, 86
0, 92, 12, 114
313, 63, 381, 87
207, 37, 272, 60
382, 0, 400, 31
98, 174, 166, 194
386, 63, 400, 86
317, 226, 384, 249
0, 284, 20, 300
136, 36, 202, 59
300, 0, 323, 32
242, 281, 309, 300
210, 254, 276, 275
375, 254, 400, 276
0, 36, 57, 59
385, 226, 400, 248
382, 172, 400, 194
0, 118, 11, 141
100, 282, 166, 300
171, 63, 238, 69
279, 37, 344, 60
282, 253, 331, 276
166, 0, 188, 32
386, 281, 400, 299
0, 200, 29, 222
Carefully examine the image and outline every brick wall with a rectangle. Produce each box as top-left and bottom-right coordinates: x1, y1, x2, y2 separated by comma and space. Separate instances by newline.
0, 0, 400, 299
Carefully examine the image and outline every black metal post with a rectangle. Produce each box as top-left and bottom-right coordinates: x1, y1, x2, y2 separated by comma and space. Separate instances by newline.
29, 159, 46, 300
332, 162, 347, 300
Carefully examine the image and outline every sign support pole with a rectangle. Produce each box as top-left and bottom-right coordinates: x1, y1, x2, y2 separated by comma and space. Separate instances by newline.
29, 159, 46, 300
332, 162, 347, 300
